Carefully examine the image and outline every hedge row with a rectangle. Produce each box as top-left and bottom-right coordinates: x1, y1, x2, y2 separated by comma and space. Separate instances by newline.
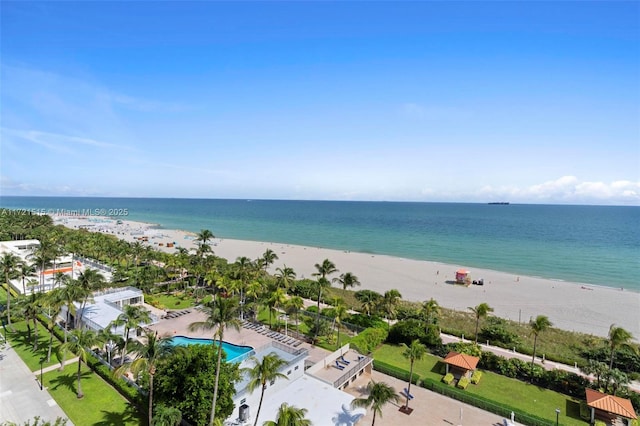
372, 359, 420, 385
421, 378, 552, 426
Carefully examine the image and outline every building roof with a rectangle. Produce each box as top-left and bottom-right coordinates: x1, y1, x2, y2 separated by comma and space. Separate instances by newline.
255, 374, 359, 426
585, 388, 637, 419
443, 351, 479, 371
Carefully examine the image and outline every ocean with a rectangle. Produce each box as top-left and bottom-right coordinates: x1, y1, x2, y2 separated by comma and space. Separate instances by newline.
1, 196, 638, 291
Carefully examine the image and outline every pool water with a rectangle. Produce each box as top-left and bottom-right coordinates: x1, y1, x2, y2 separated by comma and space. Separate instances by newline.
170, 336, 254, 363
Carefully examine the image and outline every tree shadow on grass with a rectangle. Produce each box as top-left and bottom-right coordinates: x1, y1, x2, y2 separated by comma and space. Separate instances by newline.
95, 403, 145, 426
48, 369, 92, 395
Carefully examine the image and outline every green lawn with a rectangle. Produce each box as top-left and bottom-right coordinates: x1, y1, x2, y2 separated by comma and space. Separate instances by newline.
44, 362, 144, 426
150, 293, 196, 309
7, 320, 63, 371
374, 344, 586, 426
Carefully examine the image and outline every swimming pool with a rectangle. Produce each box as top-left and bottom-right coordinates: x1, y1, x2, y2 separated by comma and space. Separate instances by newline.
170, 336, 254, 363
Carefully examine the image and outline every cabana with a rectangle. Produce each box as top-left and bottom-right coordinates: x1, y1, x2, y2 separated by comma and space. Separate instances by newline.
455, 269, 471, 285
443, 351, 479, 379
585, 388, 637, 425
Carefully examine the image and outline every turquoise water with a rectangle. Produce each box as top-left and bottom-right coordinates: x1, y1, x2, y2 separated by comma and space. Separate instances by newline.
1, 196, 638, 291
170, 336, 253, 362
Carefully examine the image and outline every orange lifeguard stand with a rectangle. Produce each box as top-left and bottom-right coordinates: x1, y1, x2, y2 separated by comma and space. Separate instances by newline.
455, 269, 470, 284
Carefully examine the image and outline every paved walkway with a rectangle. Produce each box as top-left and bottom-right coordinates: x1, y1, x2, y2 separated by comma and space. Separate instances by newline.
0, 342, 71, 425
344, 371, 512, 426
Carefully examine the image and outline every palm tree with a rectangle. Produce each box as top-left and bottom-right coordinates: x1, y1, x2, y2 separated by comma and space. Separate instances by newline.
351, 380, 399, 426
111, 304, 153, 366
75, 269, 106, 327
115, 330, 174, 426
274, 266, 296, 291
245, 353, 289, 426
355, 290, 382, 317
312, 259, 338, 337
401, 339, 426, 410
468, 302, 493, 344
381, 289, 402, 328
44, 288, 65, 362
21, 292, 43, 350
267, 287, 287, 329
607, 324, 633, 370
188, 297, 241, 426
332, 298, 348, 347
260, 249, 279, 273
58, 328, 104, 398
18, 261, 36, 295
0, 252, 21, 328
421, 298, 440, 326
285, 296, 304, 334
263, 403, 311, 426
529, 315, 552, 378
57, 279, 87, 369
333, 272, 360, 291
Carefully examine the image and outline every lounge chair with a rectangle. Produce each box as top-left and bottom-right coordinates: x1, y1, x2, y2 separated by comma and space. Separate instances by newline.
402, 388, 414, 399
293, 341, 302, 347
339, 355, 350, 365
334, 361, 345, 370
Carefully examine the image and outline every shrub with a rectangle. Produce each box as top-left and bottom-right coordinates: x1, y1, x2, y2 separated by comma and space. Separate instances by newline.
387, 319, 425, 345
442, 373, 454, 385
350, 327, 388, 355
579, 402, 590, 421
348, 314, 386, 329
594, 421, 606, 426
306, 306, 318, 314
479, 317, 520, 346
457, 376, 470, 389
471, 370, 482, 384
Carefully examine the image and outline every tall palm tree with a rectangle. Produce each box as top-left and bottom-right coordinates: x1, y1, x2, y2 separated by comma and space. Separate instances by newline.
312, 259, 338, 337
18, 261, 36, 295
607, 324, 633, 370
381, 289, 402, 328
188, 297, 241, 426
111, 304, 153, 366
58, 328, 104, 398
57, 279, 87, 369
267, 288, 287, 329
44, 288, 65, 362
260, 249, 279, 273
0, 252, 21, 328
285, 296, 304, 333
245, 353, 289, 426
334, 272, 361, 291
421, 298, 440, 327
76, 269, 106, 327
468, 302, 493, 344
401, 340, 426, 410
115, 330, 174, 426
332, 298, 348, 347
263, 403, 311, 426
351, 380, 399, 426
21, 292, 43, 350
529, 315, 552, 378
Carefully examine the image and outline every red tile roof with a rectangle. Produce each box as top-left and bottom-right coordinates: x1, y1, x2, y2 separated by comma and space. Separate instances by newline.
585, 388, 637, 419
443, 351, 479, 371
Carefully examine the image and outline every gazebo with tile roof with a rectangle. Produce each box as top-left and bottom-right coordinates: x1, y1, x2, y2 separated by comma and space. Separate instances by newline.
443, 351, 480, 378
585, 388, 637, 425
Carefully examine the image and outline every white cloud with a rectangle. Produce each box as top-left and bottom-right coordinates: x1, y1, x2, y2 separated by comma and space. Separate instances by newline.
1, 128, 129, 154
475, 176, 640, 205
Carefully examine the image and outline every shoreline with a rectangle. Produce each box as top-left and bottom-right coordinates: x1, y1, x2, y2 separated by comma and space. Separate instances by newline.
53, 214, 640, 340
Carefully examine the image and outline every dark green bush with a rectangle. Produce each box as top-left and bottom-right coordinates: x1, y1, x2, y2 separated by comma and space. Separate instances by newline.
350, 327, 388, 355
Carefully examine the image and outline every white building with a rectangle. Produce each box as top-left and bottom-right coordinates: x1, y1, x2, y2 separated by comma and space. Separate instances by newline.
226, 342, 371, 426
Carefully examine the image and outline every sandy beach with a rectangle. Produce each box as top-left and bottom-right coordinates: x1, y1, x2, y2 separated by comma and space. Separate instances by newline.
55, 215, 640, 340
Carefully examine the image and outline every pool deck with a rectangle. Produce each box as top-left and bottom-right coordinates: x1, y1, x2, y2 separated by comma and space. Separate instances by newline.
149, 310, 513, 426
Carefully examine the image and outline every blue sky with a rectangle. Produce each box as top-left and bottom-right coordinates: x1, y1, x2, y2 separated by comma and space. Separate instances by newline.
1, 1, 638, 205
